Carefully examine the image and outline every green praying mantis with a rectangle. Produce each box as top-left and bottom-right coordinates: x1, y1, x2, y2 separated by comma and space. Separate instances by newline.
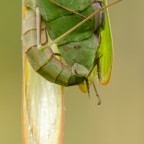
23, 0, 121, 103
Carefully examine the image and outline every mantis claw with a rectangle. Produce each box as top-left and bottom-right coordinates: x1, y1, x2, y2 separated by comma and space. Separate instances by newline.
93, 81, 101, 105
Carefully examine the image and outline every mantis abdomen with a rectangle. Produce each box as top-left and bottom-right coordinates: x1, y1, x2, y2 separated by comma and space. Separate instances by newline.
23, 9, 85, 86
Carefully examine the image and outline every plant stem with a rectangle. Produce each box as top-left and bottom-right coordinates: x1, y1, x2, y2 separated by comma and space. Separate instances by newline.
22, 1, 64, 143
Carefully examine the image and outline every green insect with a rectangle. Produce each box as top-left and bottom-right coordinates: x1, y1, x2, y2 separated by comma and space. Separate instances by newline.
23, 0, 121, 103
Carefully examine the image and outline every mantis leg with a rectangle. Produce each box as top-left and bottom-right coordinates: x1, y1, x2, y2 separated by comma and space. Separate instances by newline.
36, 7, 41, 48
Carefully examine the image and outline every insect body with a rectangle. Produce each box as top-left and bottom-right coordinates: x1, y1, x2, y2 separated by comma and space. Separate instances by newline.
23, 0, 119, 89
37, 0, 104, 80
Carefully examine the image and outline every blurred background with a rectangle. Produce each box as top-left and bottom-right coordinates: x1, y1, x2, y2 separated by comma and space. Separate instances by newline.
0, 0, 144, 144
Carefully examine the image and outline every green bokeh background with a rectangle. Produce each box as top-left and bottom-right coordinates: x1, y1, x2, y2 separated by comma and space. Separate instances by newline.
0, 0, 144, 144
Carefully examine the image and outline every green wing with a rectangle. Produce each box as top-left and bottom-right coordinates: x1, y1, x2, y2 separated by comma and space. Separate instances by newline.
96, 0, 113, 85
79, 0, 113, 92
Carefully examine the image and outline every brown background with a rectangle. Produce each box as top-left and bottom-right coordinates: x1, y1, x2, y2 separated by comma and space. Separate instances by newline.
0, 0, 144, 144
